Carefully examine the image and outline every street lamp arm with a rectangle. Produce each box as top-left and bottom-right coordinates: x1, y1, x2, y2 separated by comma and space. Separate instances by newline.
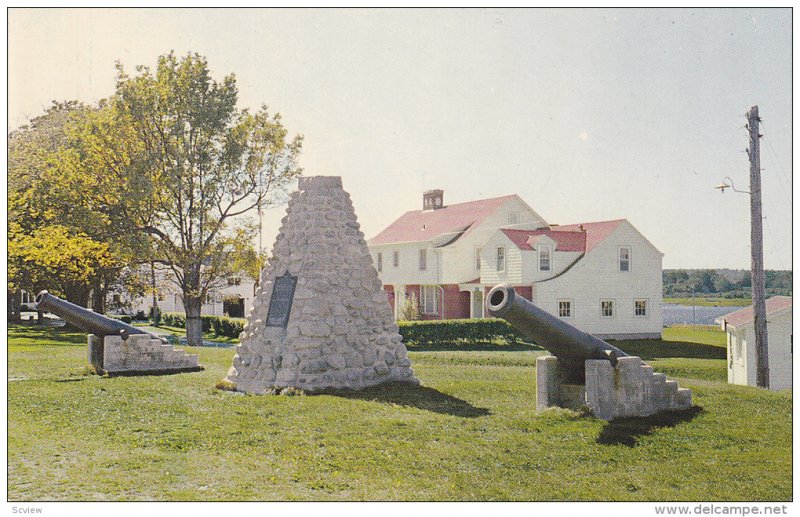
715, 176, 751, 195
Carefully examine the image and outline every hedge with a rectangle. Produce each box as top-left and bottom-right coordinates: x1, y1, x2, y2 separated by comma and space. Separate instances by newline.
109, 314, 133, 324
162, 312, 245, 339
211, 316, 245, 339
397, 318, 523, 346
159, 313, 521, 345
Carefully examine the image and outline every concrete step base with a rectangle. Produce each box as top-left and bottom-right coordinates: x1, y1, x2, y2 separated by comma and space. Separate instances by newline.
538, 355, 693, 421
89, 334, 202, 375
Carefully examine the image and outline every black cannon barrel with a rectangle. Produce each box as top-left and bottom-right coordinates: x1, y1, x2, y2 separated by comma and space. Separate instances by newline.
35, 290, 150, 340
485, 284, 628, 380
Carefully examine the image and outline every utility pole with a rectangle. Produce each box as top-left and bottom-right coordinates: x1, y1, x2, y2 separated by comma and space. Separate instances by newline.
747, 105, 769, 389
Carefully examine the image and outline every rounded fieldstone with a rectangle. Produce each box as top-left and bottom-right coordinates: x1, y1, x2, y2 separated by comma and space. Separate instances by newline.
301, 359, 328, 374
363, 367, 377, 381
345, 353, 364, 368
299, 321, 331, 338
275, 369, 297, 385
327, 354, 346, 370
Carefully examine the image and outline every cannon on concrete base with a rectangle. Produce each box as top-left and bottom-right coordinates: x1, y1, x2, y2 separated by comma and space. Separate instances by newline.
36, 290, 202, 375
486, 284, 692, 420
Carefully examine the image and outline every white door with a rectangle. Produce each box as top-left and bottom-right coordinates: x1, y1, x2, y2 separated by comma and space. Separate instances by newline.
471, 290, 484, 319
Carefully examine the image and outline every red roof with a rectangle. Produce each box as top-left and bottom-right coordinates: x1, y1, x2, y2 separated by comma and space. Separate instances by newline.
501, 229, 586, 252
368, 194, 519, 245
719, 296, 792, 328
501, 219, 624, 254
553, 220, 625, 253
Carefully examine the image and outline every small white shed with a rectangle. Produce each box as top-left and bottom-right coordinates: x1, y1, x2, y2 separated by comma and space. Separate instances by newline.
717, 296, 792, 391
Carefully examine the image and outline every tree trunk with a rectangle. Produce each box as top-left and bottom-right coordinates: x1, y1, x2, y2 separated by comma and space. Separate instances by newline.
8, 290, 22, 322
64, 284, 91, 307
185, 296, 204, 347
183, 263, 205, 347
151, 261, 158, 310
91, 276, 105, 314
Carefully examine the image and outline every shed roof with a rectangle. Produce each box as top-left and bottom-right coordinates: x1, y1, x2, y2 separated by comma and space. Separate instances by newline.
717, 296, 793, 328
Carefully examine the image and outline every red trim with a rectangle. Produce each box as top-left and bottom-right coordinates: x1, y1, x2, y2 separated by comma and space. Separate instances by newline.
515, 286, 532, 301
383, 285, 395, 313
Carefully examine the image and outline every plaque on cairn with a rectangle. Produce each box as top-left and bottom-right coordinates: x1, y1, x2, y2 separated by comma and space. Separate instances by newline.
265, 273, 297, 328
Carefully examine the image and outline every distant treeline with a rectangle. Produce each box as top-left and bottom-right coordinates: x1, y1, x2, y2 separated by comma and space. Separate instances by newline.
663, 269, 792, 298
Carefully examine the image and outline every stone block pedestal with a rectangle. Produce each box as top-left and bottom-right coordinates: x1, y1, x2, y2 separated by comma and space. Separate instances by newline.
88, 334, 202, 375
536, 355, 693, 420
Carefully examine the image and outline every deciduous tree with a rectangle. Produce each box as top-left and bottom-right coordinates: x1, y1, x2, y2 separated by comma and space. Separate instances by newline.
8, 101, 148, 313
111, 52, 303, 345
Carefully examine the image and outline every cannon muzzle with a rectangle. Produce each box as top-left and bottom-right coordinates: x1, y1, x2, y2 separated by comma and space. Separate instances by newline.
486, 284, 628, 381
35, 290, 151, 340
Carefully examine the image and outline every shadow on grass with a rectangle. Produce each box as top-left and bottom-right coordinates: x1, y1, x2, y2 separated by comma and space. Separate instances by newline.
608, 339, 726, 360
8, 324, 86, 346
316, 382, 492, 418
597, 406, 703, 447
406, 342, 542, 352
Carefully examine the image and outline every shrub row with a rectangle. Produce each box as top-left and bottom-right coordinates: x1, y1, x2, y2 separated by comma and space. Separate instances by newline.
162, 312, 245, 339
159, 314, 521, 345
211, 317, 245, 339
397, 318, 523, 346
109, 314, 133, 324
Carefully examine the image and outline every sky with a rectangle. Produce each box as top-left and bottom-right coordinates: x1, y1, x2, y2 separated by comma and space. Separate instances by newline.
7, 8, 793, 270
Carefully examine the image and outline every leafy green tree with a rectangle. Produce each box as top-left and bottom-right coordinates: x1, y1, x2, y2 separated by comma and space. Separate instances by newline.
689, 270, 717, 294
8, 101, 149, 313
228, 226, 268, 294
8, 224, 116, 307
765, 270, 792, 296
714, 275, 734, 293
110, 52, 303, 345
8, 101, 88, 201
737, 274, 752, 289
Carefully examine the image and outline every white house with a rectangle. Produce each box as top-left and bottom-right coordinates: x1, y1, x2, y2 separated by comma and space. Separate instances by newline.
367, 189, 664, 339
118, 266, 257, 318
716, 296, 792, 391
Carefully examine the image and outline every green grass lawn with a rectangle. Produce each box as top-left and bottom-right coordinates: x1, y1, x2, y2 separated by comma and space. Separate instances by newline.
664, 297, 751, 307
7, 325, 791, 501
131, 323, 241, 345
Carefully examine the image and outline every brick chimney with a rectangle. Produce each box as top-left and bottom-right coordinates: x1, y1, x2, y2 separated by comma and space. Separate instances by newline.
423, 189, 444, 210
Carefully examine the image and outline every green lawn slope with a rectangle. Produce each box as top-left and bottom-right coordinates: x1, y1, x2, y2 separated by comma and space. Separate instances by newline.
7, 325, 791, 501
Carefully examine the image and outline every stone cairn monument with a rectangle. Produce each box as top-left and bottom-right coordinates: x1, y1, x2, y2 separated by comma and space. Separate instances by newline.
224, 176, 418, 393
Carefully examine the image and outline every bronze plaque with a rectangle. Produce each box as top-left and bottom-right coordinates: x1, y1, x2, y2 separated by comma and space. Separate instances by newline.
266, 273, 298, 327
